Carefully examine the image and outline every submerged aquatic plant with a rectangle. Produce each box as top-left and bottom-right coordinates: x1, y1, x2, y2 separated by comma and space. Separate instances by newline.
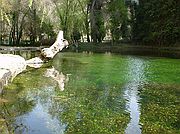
140, 84, 180, 134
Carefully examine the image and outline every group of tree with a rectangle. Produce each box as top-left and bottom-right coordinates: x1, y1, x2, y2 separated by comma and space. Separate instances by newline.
53, 0, 129, 43
132, 0, 180, 46
0, 0, 56, 45
0, 0, 179, 46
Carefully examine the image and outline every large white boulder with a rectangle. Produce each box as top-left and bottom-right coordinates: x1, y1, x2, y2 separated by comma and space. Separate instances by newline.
0, 54, 26, 92
26, 57, 43, 68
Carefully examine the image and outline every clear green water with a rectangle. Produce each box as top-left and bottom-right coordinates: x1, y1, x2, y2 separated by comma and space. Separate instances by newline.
0, 52, 180, 134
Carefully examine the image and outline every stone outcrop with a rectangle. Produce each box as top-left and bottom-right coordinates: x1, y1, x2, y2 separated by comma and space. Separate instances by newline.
26, 31, 69, 66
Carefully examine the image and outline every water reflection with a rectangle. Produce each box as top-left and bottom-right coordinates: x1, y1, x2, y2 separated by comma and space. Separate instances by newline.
14, 87, 67, 134
0, 66, 71, 134
0, 50, 40, 60
44, 67, 70, 91
124, 57, 147, 134
16, 94, 67, 133
0, 96, 35, 133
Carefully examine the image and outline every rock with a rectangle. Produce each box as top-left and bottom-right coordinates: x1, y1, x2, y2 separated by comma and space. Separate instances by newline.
0, 54, 26, 78
26, 57, 43, 64
26, 57, 43, 68
0, 69, 11, 93
41, 48, 55, 59
0, 54, 26, 93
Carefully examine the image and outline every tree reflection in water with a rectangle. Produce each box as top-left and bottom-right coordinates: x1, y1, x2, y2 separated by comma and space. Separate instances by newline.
0, 66, 71, 134
44, 67, 71, 91
15, 67, 69, 133
0, 96, 34, 133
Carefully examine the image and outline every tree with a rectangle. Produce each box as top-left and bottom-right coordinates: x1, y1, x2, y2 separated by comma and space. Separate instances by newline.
0, 0, 57, 45
133, 0, 180, 46
89, 0, 106, 43
77, 0, 91, 42
0, 0, 12, 44
0, 0, 145, 45
53, 0, 75, 40
108, 0, 127, 42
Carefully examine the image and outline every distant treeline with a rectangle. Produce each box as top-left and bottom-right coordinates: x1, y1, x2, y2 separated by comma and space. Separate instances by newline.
0, 0, 179, 46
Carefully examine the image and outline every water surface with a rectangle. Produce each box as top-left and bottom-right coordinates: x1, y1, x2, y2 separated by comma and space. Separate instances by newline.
0, 52, 180, 134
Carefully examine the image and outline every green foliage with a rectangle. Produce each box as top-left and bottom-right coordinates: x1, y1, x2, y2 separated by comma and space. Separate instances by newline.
40, 21, 55, 38
28, 0, 33, 8
54, 0, 89, 41
108, 0, 128, 41
0, 0, 179, 46
72, 25, 81, 42
90, 9, 106, 43
0, 0, 56, 46
133, 0, 180, 46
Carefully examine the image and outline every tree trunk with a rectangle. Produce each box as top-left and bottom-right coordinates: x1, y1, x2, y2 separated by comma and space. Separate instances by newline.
86, 4, 90, 42
90, 0, 104, 43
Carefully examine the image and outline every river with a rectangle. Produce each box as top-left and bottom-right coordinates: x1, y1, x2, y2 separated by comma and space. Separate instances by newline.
0, 51, 180, 134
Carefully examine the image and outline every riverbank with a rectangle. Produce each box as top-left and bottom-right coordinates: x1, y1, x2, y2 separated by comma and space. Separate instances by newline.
1, 43, 180, 58
70, 43, 180, 58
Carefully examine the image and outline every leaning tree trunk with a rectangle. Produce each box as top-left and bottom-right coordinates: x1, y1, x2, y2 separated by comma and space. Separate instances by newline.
26, 30, 69, 66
